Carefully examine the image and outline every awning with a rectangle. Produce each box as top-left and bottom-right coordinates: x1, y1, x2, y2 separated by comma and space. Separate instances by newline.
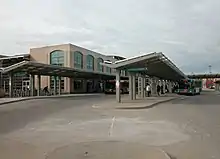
0, 61, 128, 80
101, 52, 186, 81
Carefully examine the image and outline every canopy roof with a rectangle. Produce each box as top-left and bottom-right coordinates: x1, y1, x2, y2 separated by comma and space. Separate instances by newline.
102, 52, 186, 81
0, 61, 128, 80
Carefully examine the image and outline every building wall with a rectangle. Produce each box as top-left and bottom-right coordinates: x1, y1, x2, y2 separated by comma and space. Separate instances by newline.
30, 43, 122, 93
30, 44, 71, 92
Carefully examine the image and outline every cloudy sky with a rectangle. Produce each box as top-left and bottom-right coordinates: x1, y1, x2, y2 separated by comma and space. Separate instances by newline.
0, 0, 220, 74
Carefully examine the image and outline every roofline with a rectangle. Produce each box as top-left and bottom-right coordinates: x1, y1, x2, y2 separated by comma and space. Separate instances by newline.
114, 52, 156, 64
30, 43, 121, 60
106, 55, 126, 59
0, 54, 29, 61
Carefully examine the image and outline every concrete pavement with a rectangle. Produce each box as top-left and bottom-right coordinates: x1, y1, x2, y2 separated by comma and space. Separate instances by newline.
3, 91, 220, 158
0, 94, 177, 159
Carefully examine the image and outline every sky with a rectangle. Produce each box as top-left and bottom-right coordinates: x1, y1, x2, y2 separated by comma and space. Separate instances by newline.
0, 0, 220, 74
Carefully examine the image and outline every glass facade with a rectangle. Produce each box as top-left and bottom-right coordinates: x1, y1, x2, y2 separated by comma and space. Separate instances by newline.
86, 54, 94, 70
74, 51, 83, 69
50, 50, 65, 90
97, 58, 104, 72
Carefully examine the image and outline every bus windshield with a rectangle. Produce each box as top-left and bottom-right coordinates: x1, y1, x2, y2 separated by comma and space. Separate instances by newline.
179, 80, 190, 89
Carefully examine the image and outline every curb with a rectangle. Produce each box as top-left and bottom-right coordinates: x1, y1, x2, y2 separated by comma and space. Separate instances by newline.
0, 94, 103, 106
117, 96, 180, 110
149, 96, 180, 107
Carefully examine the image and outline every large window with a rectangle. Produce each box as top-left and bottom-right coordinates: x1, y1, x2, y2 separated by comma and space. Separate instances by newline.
50, 50, 64, 66
50, 50, 65, 90
74, 51, 83, 69
86, 54, 94, 70
97, 58, 104, 72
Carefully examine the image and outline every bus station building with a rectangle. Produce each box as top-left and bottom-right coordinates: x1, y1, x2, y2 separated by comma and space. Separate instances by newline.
0, 43, 186, 101
0, 43, 128, 96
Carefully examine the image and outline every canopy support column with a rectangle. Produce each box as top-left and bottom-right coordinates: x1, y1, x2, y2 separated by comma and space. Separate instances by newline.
37, 74, 41, 96
141, 75, 145, 98
54, 76, 57, 95
129, 72, 134, 100
132, 74, 136, 100
58, 76, 61, 95
9, 73, 14, 98
152, 78, 157, 95
116, 69, 121, 103
168, 81, 172, 93
30, 74, 35, 96
138, 76, 142, 97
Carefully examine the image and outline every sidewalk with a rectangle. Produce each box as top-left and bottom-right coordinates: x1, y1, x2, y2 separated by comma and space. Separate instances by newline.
93, 93, 180, 109
0, 93, 103, 106
0, 93, 181, 108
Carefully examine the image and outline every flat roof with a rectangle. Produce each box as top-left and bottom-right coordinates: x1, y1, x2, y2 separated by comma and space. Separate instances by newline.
0, 61, 128, 80
102, 52, 186, 81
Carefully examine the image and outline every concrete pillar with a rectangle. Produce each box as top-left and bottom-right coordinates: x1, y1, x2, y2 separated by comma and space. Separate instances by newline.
168, 81, 172, 93
58, 76, 61, 95
30, 74, 35, 96
8, 73, 14, 98
143, 76, 146, 97
129, 72, 134, 100
162, 80, 165, 94
54, 76, 57, 95
132, 74, 136, 100
82, 79, 87, 93
116, 69, 121, 103
141, 75, 145, 98
138, 76, 142, 97
37, 74, 41, 96
151, 78, 157, 95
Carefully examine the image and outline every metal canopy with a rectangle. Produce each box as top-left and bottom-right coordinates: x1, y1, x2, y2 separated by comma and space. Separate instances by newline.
188, 74, 220, 79
0, 61, 128, 80
102, 52, 186, 81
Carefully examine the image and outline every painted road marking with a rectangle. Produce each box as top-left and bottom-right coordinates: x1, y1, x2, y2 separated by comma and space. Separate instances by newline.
108, 116, 116, 136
